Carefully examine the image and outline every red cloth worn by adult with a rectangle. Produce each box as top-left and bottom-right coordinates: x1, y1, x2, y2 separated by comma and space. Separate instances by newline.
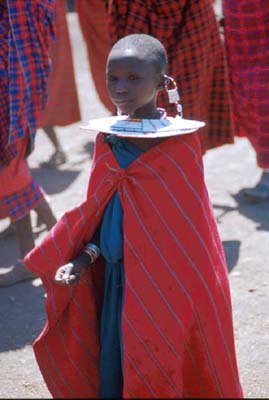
107, 0, 234, 153
38, 0, 81, 127
0, 0, 55, 167
25, 132, 243, 398
0, 0, 55, 220
76, 0, 115, 113
222, 0, 269, 168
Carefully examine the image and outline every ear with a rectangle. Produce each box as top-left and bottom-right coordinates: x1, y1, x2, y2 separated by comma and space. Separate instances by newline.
156, 74, 166, 90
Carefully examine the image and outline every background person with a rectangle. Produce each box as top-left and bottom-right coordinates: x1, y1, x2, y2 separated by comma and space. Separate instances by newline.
222, 0, 269, 201
39, 0, 81, 168
0, 0, 57, 287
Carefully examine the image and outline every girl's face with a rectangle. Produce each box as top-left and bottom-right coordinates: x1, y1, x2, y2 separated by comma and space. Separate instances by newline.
106, 49, 163, 119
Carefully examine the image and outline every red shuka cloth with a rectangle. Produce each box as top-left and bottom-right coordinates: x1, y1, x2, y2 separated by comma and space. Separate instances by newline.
38, 0, 81, 127
0, 0, 54, 218
76, 0, 115, 113
222, 0, 269, 168
0, 136, 31, 197
25, 132, 243, 398
0, 0, 55, 167
107, 0, 234, 153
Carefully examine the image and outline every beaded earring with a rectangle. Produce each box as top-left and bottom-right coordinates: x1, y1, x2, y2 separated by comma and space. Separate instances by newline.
164, 75, 183, 117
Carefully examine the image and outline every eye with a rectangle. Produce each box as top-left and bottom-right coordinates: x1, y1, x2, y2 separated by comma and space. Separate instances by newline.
107, 75, 118, 82
128, 75, 141, 81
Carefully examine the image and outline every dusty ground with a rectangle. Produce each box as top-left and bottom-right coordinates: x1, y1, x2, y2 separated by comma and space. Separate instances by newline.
0, 10, 268, 399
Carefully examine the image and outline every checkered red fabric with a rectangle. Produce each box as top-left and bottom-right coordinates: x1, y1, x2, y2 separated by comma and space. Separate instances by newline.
0, 179, 45, 221
107, 0, 234, 152
0, 3, 18, 168
0, 0, 55, 167
222, 0, 269, 168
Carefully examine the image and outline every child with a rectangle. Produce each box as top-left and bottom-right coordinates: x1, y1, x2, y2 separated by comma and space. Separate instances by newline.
24, 34, 243, 398
107, 0, 234, 153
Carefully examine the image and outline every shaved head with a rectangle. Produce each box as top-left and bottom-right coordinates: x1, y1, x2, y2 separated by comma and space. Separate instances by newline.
109, 34, 168, 74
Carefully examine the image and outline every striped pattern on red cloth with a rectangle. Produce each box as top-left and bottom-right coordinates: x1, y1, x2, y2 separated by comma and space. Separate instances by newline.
0, 178, 45, 221
25, 132, 242, 398
38, 0, 81, 127
0, 0, 55, 167
107, 0, 234, 153
222, 0, 269, 168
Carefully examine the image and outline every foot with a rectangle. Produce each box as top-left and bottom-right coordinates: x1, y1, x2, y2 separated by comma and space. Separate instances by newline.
41, 150, 67, 168
33, 214, 46, 234
243, 172, 269, 202
0, 260, 37, 287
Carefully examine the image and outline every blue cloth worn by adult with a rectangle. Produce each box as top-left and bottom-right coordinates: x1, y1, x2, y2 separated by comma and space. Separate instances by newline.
99, 136, 144, 398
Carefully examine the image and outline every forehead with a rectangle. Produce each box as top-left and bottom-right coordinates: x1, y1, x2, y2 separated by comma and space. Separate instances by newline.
107, 48, 156, 74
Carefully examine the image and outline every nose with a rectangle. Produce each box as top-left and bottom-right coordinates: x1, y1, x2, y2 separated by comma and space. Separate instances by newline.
115, 79, 128, 94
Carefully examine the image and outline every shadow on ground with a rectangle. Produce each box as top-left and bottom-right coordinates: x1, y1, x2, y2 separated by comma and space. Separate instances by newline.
222, 240, 240, 272
0, 280, 46, 352
83, 141, 95, 158
31, 167, 80, 195
213, 190, 269, 232
232, 190, 269, 231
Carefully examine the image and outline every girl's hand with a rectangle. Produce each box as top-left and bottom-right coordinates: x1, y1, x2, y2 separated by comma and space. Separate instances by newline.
54, 254, 91, 286
54, 262, 80, 285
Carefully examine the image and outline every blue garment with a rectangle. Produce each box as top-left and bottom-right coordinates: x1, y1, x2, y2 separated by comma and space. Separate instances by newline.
99, 136, 143, 398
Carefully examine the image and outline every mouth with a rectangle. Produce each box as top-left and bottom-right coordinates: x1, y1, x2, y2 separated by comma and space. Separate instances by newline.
113, 99, 132, 106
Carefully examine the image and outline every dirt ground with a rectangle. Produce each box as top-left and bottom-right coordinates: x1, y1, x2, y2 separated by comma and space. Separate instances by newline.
0, 9, 268, 399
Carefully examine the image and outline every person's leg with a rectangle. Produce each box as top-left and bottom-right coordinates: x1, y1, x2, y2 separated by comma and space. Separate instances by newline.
14, 213, 35, 257
43, 125, 61, 150
0, 180, 57, 287
243, 136, 269, 201
42, 125, 67, 167
0, 197, 56, 237
34, 196, 57, 230
0, 213, 37, 287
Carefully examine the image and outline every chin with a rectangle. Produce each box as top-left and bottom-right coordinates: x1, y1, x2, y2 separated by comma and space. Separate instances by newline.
118, 108, 133, 116
116, 103, 137, 117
